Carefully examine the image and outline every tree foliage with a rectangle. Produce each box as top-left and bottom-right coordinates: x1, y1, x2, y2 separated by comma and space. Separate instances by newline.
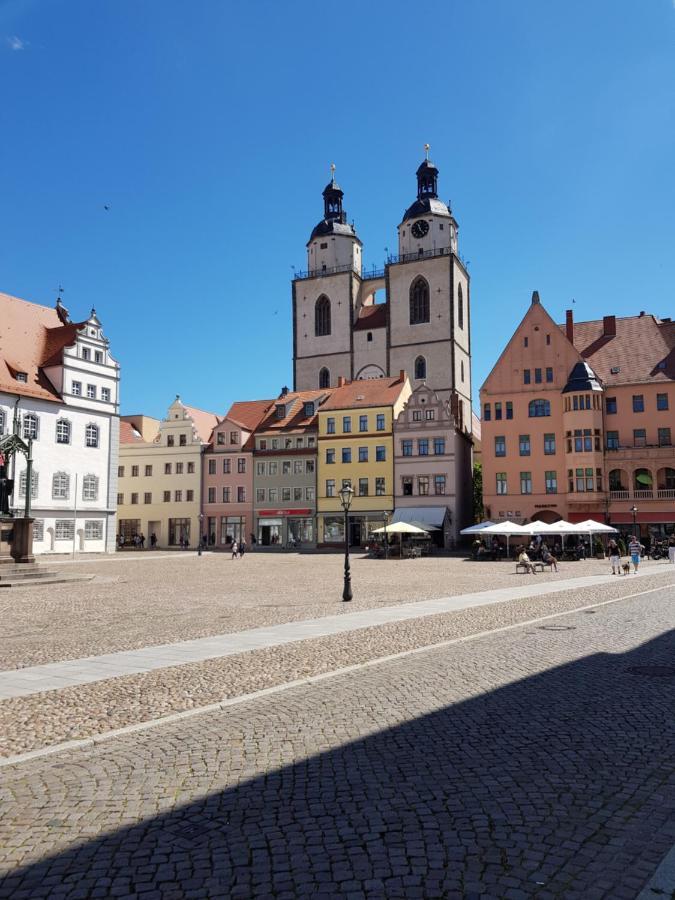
472, 461, 484, 524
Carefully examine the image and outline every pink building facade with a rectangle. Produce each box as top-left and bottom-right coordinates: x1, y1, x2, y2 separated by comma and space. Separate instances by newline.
202, 400, 271, 548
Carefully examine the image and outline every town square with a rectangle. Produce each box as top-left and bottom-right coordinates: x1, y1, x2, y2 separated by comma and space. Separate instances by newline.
1, 0, 675, 897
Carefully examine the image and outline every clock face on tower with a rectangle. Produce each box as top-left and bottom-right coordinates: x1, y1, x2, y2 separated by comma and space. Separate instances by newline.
411, 220, 429, 239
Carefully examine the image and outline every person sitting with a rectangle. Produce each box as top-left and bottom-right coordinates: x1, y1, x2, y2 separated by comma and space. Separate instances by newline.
541, 546, 558, 572
518, 550, 537, 574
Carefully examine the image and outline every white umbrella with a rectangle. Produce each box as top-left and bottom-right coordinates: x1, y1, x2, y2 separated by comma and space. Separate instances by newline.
372, 521, 428, 559
476, 521, 529, 556
574, 519, 617, 534
460, 521, 496, 535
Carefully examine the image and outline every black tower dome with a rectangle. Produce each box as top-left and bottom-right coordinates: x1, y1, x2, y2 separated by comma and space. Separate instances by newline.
308, 167, 360, 245
401, 150, 451, 224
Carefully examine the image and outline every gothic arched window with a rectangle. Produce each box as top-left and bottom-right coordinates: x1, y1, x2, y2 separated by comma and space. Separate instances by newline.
409, 277, 430, 325
85, 423, 100, 448
319, 367, 330, 389
82, 474, 99, 501
22, 413, 39, 440
414, 356, 427, 380
315, 295, 331, 337
458, 283, 464, 329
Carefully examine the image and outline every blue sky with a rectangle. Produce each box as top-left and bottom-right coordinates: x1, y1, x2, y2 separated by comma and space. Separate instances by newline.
1, 0, 674, 417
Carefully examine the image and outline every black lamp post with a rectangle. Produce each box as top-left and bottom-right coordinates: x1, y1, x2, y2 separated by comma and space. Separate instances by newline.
630, 505, 638, 536
339, 484, 354, 602
198, 512, 204, 556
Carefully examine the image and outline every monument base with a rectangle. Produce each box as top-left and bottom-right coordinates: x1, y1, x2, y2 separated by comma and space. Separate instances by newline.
0, 517, 35, 565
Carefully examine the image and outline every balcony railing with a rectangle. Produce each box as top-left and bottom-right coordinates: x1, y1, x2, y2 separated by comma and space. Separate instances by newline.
609, 488, 675, 501
609, 490, 629, 500
293, 245, 469, 280
657, 488, 675, 500
633, 489, 654, 500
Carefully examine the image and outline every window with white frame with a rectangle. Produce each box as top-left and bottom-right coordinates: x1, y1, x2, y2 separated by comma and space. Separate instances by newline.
55, 419, 71, 444
101, 387, 111, 402
86, 384, 96, 399
85, 423, 99, 448
33, 520, 44, 541
85, 520, 103, 540
82, 474, 99, 501
52, 471, 70, 499
19, 469, 39, 499
81, 347, 90, 361
55, 520, 74, 540
71, 381, 82, 396
94, 351, 103, 364
22, 413, 38, 440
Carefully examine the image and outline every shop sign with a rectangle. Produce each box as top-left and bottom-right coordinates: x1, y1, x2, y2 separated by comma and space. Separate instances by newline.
258, 509, 311, 517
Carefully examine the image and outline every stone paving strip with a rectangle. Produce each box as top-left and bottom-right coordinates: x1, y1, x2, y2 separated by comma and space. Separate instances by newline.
0, 571, 671, 758
1, 566, 671, 701
0, 585, 674, 898
5, 554, 660, 670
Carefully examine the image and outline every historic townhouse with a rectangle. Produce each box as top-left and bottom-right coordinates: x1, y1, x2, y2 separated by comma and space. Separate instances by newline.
480, 293, 675, 539
252, 388, 332, 548
292, 152, 472, 436
317, 373, 411, 547
0, 292, 120, 553
202, 399, 271, 548
393, 383, 472, 546
118, 397, 217, 548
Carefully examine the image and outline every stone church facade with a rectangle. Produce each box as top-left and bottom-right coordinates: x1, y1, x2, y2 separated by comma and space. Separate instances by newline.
292, 153, 473, 435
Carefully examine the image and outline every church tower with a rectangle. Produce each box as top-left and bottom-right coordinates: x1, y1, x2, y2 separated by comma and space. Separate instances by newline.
292, 151, 472, 433
292, 167, 363, 391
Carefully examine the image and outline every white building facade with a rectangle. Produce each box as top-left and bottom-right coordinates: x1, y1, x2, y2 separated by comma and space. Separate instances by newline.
0, 293, 120, 554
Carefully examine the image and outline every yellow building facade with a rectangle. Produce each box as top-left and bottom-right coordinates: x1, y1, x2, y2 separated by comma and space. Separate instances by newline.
117, 397, 217, 549
317, 375, 411, 546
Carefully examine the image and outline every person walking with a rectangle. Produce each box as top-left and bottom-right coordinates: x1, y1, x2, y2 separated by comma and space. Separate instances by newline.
140, 533, 146, 550
608, 538, 621, 575
668, 533, 675, 565
150, 532, 157, 550
239, 539, 246, 558
231, 540, 239, 560
628, 534, 642, 573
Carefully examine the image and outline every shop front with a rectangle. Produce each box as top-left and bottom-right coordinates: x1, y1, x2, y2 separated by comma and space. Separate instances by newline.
255, 508, 315, 548
319, 512, 389, 548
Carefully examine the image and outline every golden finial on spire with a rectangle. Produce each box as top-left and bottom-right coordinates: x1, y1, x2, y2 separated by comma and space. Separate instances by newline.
424, 143, 430, 160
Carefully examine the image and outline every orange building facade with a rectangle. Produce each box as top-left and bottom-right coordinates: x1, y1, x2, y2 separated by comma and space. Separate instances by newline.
480, 293, 675, 540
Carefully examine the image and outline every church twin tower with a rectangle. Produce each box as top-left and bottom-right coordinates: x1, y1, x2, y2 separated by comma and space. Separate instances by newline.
291, 152, 472, 433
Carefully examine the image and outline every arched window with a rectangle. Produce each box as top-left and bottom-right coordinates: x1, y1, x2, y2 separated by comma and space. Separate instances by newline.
319, 367, 330, 389
22, 413, 39, 440
52, 471, 70, 500
315, 295, 331, 336
609, 469, 626, 491
414, 356, 427, 380
55, 419, 71, 444
658, 467, 675, 490
82, 474, 99, 501
528, 399, 551, 417
409, 277, 430, 325
458, 283, 464, 329
19, 469, 38, 499
85, 423, 99, 448
633, 468, 652, 491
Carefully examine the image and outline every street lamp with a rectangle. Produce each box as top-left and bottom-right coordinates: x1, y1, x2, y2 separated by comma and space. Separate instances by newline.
339, 484, 354, 602
383, 510, 390, 560
198, 512, 204, 556
630, 505, 638, 536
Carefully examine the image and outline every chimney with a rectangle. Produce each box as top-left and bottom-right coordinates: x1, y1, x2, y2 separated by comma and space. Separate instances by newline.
399, 369, 406, 382
565, 309, 574, 343
280, 385, 289, 397
602, 315, 616, 337
531, 290, 540, 305
337, 376, 346, 387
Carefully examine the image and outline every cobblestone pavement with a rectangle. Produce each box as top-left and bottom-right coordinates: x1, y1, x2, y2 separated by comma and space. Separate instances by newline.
3, 553, 671, 669
0, 570, 672, 759
1, 582, 674, 898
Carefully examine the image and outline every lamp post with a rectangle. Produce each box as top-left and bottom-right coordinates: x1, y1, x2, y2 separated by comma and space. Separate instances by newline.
630, 505, 638, 537
339, 484, 354, 602
198, 512, 204, 556
383, 510, 390, 560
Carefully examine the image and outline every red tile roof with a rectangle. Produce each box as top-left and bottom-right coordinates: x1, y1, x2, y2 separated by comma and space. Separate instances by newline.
225, 399, 275, 431
256, 389, 333, 432
354, 303, 387, 331
320, 375, 408, 411
0, 291, 85, 402
182, 404, 220, 443
119, 421, 143, 444
562, 314, 675, 386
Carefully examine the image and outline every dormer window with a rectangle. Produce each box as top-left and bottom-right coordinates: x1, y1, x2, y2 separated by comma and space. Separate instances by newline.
230, 431, 239, 445
304, 402, 314, 417
81, 348, 90, 361
95, 351, 103, 364
15, 372, 28, 383
276, 405, 285, 419
217, 433, 225, 445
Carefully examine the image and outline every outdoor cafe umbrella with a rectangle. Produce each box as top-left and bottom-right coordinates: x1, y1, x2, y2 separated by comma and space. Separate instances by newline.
574, 519, 617, 535
372, 520, 428, 558
460, 521, 496, 535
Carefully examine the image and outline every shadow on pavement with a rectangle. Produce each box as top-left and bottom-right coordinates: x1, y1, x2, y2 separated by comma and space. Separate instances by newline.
2, 623, 675, 899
